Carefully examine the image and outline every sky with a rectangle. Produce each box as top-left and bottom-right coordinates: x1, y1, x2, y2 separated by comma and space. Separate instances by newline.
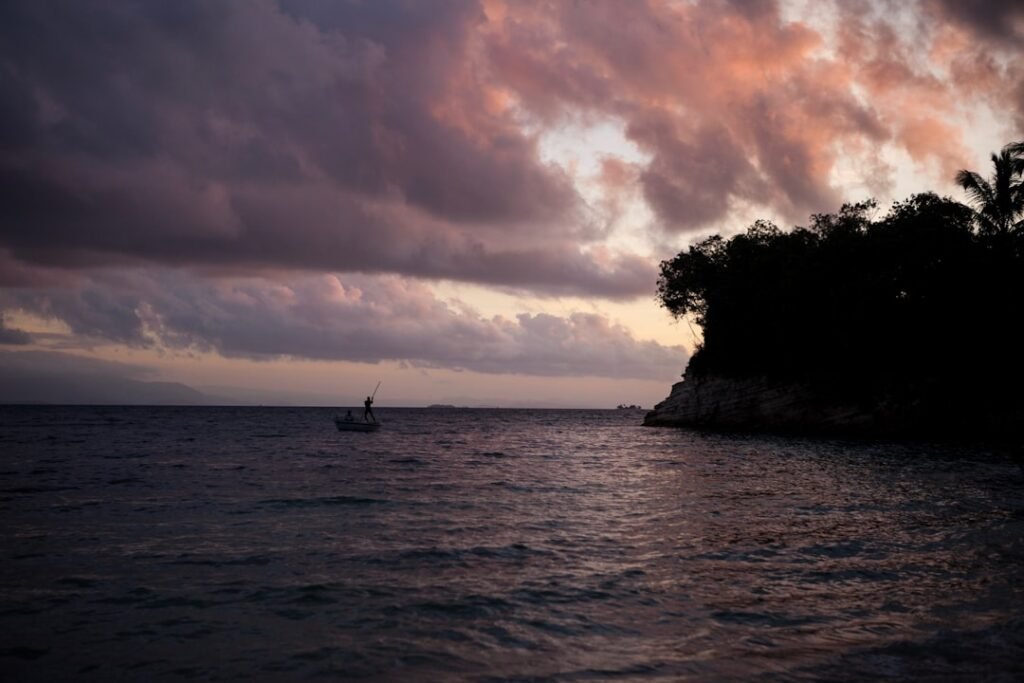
1, 0, 1023, 407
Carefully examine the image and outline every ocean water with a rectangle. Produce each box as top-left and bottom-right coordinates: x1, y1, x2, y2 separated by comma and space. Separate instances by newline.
1, 406, 1022, 681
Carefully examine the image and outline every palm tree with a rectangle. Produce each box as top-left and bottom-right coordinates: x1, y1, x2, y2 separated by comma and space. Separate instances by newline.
955, 141, 1024, 236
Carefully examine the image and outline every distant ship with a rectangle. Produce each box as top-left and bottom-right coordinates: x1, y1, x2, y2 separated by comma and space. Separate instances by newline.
616, 404, 643, 410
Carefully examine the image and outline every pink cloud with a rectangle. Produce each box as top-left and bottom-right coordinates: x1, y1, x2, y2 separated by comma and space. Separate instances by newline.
1, 0, 1022, 295
485, 0, 1022, 228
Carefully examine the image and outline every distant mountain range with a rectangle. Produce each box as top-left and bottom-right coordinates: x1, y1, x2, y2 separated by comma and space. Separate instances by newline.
0, 350, 212, 405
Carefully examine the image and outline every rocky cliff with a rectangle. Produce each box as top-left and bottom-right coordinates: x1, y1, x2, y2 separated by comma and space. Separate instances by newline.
644, 374, 1024, 439
644, 375, 862, 433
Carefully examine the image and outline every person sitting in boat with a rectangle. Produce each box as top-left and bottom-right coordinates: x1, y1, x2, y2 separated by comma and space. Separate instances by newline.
344, 410, 354, 422
363, 396, 376, 423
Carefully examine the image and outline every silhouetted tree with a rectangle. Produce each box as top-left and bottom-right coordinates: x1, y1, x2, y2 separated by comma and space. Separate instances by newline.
955, 141, 1024, 236
656, 163, 1024, 434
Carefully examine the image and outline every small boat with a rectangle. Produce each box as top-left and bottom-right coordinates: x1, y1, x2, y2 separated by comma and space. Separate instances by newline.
336, 382, 383, 432
334, 417, 381, 432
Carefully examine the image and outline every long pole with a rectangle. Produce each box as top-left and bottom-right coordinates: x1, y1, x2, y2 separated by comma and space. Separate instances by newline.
371, 381, 382, 400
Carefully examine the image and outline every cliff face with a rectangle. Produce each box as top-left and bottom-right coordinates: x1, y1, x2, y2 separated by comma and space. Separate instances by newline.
646, 376, 852, 432
644, 374, 1024, 439
644, 375, 911, 436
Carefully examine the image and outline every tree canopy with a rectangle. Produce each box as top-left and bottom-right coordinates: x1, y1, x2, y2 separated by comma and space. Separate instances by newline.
657, 144, 1024, 413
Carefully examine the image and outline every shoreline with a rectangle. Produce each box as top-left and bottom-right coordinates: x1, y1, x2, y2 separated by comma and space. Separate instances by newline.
644, 374, 1024, 447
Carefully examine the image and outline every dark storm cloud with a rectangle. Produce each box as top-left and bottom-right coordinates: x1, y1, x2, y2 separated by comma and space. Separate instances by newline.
0, 0, 652, 297
925, 0, 1024, 43
919, 0, 1024, 135
629, 117, 770, 229
0, 165, 650, 297
2, 271, 686, 380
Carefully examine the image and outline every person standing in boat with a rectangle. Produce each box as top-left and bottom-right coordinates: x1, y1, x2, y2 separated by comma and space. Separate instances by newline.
363, 395, 376, 423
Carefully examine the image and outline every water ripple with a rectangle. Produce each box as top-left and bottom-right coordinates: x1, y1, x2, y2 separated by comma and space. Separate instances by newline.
0, 405, 1021, 680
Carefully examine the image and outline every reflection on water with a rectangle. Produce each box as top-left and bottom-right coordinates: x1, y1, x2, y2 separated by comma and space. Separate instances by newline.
1, 406, 1022, 680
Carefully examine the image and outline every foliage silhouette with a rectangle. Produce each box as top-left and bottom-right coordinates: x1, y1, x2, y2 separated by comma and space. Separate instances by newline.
955, 141, 1024, 236
657, 142, 1024, 430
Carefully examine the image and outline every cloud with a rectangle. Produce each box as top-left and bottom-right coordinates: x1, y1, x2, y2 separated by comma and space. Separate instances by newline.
924, 0, 1024, 44
485, 0, 880, 228
915, 0, 1024, 134
1, 0, 1022, 407
4, 0, 1020, 289
484, 0, 1023, 229
0, 0, 650, 297
2, 271, 687, 380
0, 313, 31, 345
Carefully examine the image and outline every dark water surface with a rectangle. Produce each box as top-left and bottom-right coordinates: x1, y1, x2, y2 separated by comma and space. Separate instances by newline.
1, 406, 1022, 681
